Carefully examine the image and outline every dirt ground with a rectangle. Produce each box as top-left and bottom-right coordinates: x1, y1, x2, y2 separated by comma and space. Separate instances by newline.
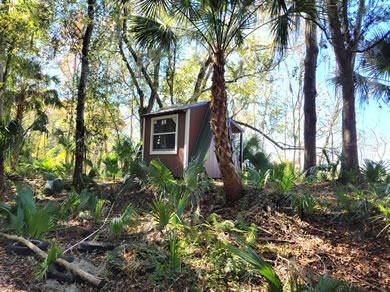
0, 181, 389, 291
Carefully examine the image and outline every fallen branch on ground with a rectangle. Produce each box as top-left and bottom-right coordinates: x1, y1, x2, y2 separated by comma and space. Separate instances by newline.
0, 232, 104, 287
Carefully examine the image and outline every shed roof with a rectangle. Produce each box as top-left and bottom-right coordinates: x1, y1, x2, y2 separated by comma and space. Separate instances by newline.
142, 100, 244, 133
141, 101, 210, 118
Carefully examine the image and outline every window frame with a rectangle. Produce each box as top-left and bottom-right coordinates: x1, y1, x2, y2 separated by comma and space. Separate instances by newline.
150, 114, 179, 155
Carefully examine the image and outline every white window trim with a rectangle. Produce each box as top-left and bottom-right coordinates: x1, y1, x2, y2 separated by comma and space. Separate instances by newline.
142, 117, 145, 160
150, 114, 179, 155
183, 109, 191, 167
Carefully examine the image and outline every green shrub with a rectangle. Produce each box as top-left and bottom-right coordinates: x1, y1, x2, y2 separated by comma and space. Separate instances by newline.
243, 137, 272, 173
361, 159, 388, 183
291, 192, 317, 218
150, 199, 175, 230
103, 153, 120, 180
241, 166, 270, 189
334, 186, 357, 215
7, 184, 55, 239
168, 231, 181, 272
271, 162, 295, 192
110, 204, 137, 235
376, 203, 390, 236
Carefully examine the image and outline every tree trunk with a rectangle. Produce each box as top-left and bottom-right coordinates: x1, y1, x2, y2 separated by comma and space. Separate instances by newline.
11, 97, 25, 170
303, 16, 318, 173
326, 0, 359, 180
73, 0, 95, 188
0, 152, 4, 199
340, 65, 359, 177
210, 51, 242, 201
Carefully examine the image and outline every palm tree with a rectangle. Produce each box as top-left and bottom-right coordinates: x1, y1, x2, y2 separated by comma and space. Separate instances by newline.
10, 58, 60, 169
125, 0, 312, 201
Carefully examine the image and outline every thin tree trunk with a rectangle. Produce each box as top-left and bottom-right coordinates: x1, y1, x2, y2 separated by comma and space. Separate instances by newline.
0, 1, 10, 194
189, 54, 212, 103
303, 15, 318, 173
0, 152, 4, 198
319, 95, 341, 164
210, 51, 242, 201
73, 0, 95, 188
11, 96, 26, 170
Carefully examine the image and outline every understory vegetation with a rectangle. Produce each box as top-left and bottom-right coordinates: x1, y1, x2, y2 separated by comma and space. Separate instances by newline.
1, 141, 389, 291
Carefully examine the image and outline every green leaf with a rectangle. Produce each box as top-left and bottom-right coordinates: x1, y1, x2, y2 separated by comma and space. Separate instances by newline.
10, 207, 25, 236
16, 184, 36, 212
110, 217, 124, 234
150, 199, 174, 229
314, 276, 352, 292
0, 202, 11, 217
148, 160, 176, 193
226, 242, 283, 292
36, 241, 63, 281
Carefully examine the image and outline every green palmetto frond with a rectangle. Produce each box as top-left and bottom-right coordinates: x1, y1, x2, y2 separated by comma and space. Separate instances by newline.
330, 70, 390, 105
270, 0, 317, 55
128, 15, 178, 51
226, 240, 283, 292
354, 72, 390, 104
356, 32, 390, 104
138, 0, 171, 18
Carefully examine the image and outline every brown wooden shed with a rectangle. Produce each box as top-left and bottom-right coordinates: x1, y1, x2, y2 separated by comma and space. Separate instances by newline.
141, 101, 244, 178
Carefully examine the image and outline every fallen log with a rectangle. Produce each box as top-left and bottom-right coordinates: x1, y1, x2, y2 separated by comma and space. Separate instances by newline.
0, 232, 104, 287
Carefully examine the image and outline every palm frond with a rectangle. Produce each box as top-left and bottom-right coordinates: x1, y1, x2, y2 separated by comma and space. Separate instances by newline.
128, 15, 177, 51
138, 0, 170, 18
270, 0, 317, 56
226, 241, 283, 292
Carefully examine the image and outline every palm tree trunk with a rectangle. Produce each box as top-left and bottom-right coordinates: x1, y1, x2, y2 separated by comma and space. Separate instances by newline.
11, 98, 25, 170
326, 0, 359, 180
73, 0, 95, 188
210, 51, 242, 201
340, 66, 359, 177
303, 16, 318, 173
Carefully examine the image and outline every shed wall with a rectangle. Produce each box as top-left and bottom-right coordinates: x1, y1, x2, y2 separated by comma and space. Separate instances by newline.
143, 112, 186, 177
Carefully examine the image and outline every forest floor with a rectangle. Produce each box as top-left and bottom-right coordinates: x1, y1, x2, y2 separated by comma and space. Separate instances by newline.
0, 179, 389, 291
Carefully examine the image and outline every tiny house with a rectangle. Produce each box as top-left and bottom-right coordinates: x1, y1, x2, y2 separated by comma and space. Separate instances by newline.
141, 101, 244, 178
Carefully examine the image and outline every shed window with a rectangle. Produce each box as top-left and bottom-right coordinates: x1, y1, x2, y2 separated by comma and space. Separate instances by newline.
150, 114, 178, 154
